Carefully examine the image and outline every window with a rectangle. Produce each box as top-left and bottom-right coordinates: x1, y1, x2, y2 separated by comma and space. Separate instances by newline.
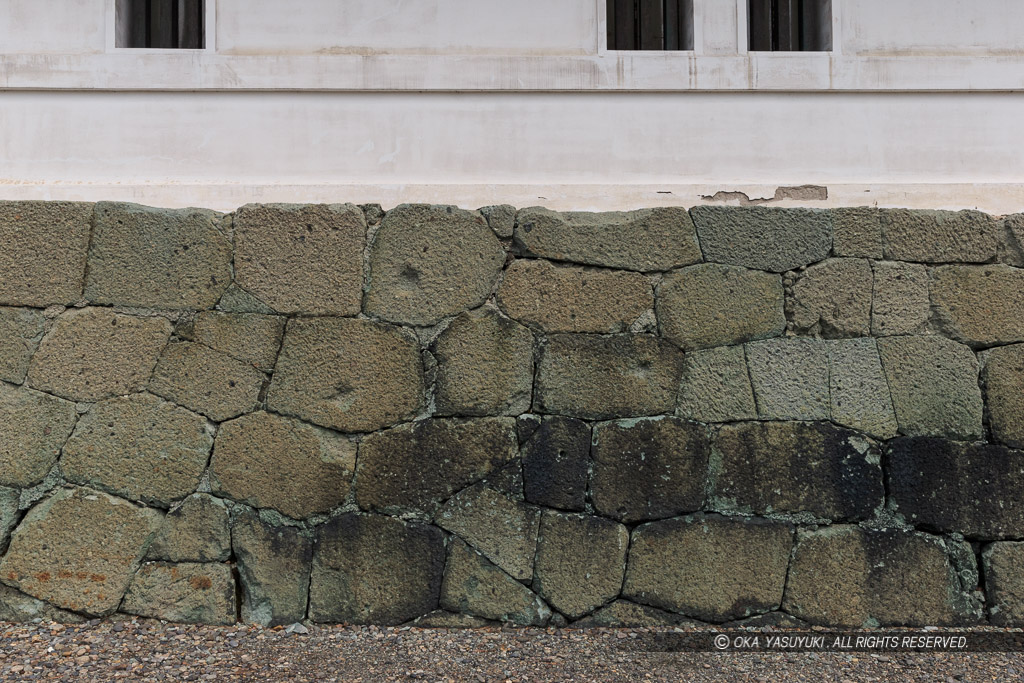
607, 0, 694, 50
117, 0, 204, 49
748, 0, 832, 51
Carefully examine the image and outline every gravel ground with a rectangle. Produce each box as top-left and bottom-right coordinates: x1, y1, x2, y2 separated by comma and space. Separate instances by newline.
1, 620, 1022, 682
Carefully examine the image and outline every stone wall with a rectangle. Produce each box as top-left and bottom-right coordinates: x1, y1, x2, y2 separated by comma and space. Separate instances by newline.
1, 201, 1023, 628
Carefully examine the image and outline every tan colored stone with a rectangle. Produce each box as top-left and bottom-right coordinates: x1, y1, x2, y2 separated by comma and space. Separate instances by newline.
0, 584, 86, 624
0, 307, 44, 383
930, 265, 1024, 346
745, 338, 829, 421
479, 204, 516, 239
789, 258, 872, 337
149, 342, 264, 422
676, 345, 757, 423
882, 209, 1000, 263
830, 207, 883, 258
0, 383, 78, 488
122, 562, 235, 625
147, 494, 231, 563
870, 261, 930, 336
0, 487, 18, 553
440, 540, 550, 626
232, 508, 313, 627
191, 312, 285, 371
984, 344, 1024, 448
827, 338, 899, 439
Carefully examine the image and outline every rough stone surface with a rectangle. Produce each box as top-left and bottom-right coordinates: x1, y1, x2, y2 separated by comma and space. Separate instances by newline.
877, 335, 984, 439
887, 438, 1024, 539
984, 343, 1024, 448
191, 312, 286, 371
86, 202, 231, 309
745, 338, 830, 421
0, 487, 18, 553
0, 487, 161, 616
149, 342, 264, 422
310, 513, 445, 625
232, 508, 313, 627
233, 203, 366, 315
623, 514, 792, 622
1005, 213, 1024, 266
591, 418, 709, 523
676, 345, 757, 422
535, 334, 684, 419
147, 494, 230, 563
365, 204, 505, 325
479, 204, 516, 239
871, 261, 930, 336
711, 421, 883, 521
691, 206, 832, 272
210, 411, 356, 520
62, 393, 212, 508
122, 562, 235, 625
656, 264, 785, 351
216, 284, 275, 314
521, 417, 590, 511
831, 207, 883, 258
440, 540, 550, 626
356, 418, 517, 518
410, 610, 496, 628
514, 207, 701, 272
783, 526, 976, 626
930, 265, 1024, 346
26, 307, 172, 402
497, 259, 652, 333
0, 201, 93, 307
571, 600, 694, 628
827, 338, 899, 439
435, 484, 540, 582
882, 209, 1000, 263
0, 383, 78, 488
0, 307, 44, 383
0, 584, 86, 624
267, 317, 424, 433
789, 258, 873, 337
984, 542, 1024, 626
432, 308, 533, 417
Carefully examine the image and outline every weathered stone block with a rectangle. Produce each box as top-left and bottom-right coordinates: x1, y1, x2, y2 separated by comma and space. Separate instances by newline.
411, 610, 496, 628
149, 342, 264, 422
535, 334, 684, 419
440, 540, 550, 626
267, 317, 423, 432
711, 421, 883, 521
656, 263, 785, 351
1005, 214, 1024, 266
0, 584, 85, 624
984, 542, 1024, 626
147, 494, 230, 563
870, 261, 930, 336
571, 600, 694, 628
497, 259, 652, 333
783, 526, 977, 626
514, 207, 701, 272
984, 343, 1024, 448
26, 307, 172, 402
123, 562, 235, 625
882, 209, 1000, 263
0, 307, 44, 383
0, 383, 78, 488
745, 338, 829, 421
521, 417, 590, 511
0, 487, 18, 553
309, 513, 445, 625
789, 258, 872, 337
216, 283, 275, 314
211, 411, 355, 520
690, 206, 832, 272
86, 202, 231, 309
234, 203, 366, 315
676, 345, 757, 422
365, 204, 505, 325
0, 487, 161, 616
232, 508, 313, 627
191, 312, 286, 371
356, 418, 517, 518
830, 207, 883, 258
0, 201, 93, 307
887, 438, 1024, 539
432, 307, 533, 417
877, 335, 983, 439
533, 511, 629, 619
623, 514, 792, 622
827, 338, 899, 439
930, 265, 1024, 346
592, 418, 709, 523
479, 204, 516, 239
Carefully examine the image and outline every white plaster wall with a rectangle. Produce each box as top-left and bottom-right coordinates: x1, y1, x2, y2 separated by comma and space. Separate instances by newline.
2, 0, 107, 53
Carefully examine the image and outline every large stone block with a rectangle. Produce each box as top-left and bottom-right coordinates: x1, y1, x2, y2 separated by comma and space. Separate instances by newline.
656, 263, 785, 351
533, 512, 629, 619
479, 204, 516, 238
521, 416, 591, 511
85, 203, 231, 309
870, 261, 930, 336
789, 258, 872, 337
26, 307, 172, 402
122, 562, 235, 625
62, 393, 211, 507
591, 418, 709, 523
676, 345, 757, 423
440, 540, 550, 626
0, 487, 161, 616
365, 204, 505, 325
232, 508, 313, 627
149, 342, 264, 422
690, 206, 832, 272
267, 317, 423, 432
984, 542, 1024, 626
535, 334, 684, 419
514, 207, 701, 272
623, 514, 792, 622
0, 487, 18, 553
984, 343, 1024, 448
147, 494, 230, 563
432, 307, 533, 417
0, 383, 78, 488
710, 421, 883, 521
887, 438, 1024, 539
930, 265, 1024, 346
877, 335, 983, 439
745, 338, 829, 421
0, 201, 93, 307
210, 411, 356, 520
0, 584, 86, 623
309, 513, 445, 625
191, 312, 286, 371
827, 338, 899, 439
830, 207, 883, 258
881, 209, 1000, 263
356, 418, 517, 518
0, 307, 44, 383
783, 526, 977, 626
497, 259, 652, 333
215, 283, 275, 314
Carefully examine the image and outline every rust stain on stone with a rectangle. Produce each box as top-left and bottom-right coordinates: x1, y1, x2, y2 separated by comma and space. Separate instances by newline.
34, 572, 51, 582
189, 575, 213, 590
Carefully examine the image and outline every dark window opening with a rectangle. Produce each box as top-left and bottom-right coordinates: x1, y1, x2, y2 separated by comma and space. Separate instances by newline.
607, 0, 694, 50
117, 0, 205, 49
748, 0, 832, 51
